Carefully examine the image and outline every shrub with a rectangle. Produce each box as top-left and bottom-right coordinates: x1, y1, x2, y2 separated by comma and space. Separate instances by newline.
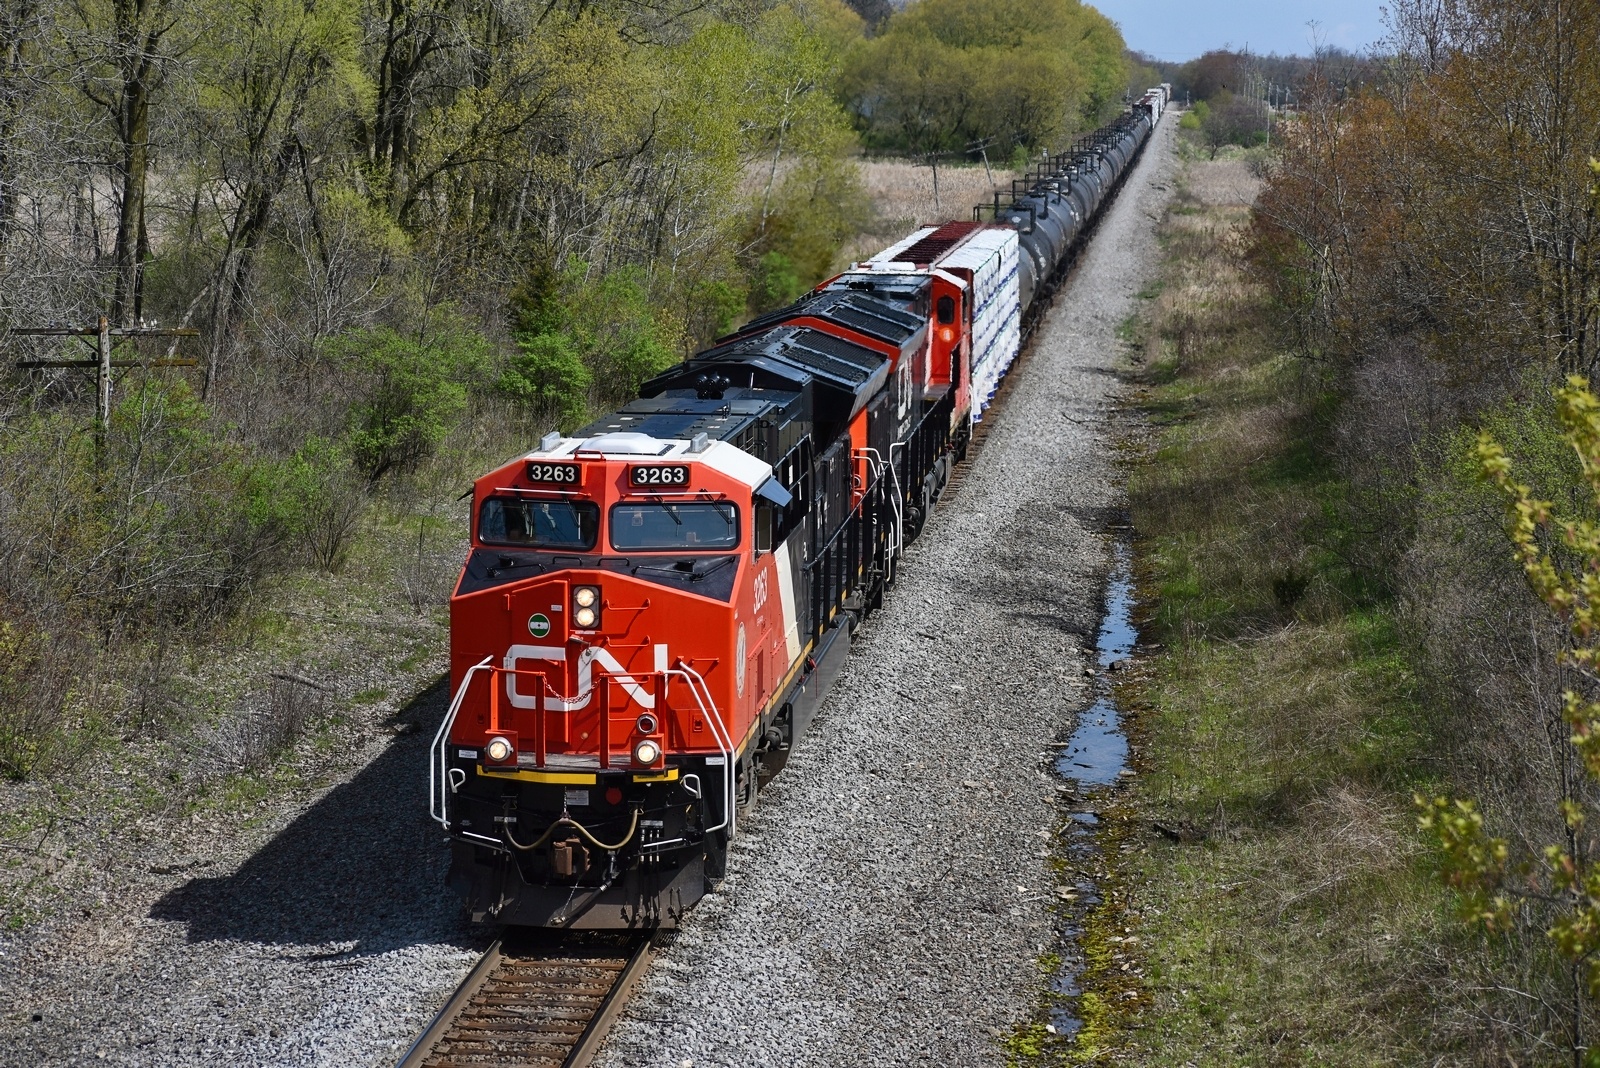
745, 145, 870, 313
279, 436, 367, 571
754, 250, 804, 310
188, 675, 327, 778
0, 617, 73, 780
500, 332, 593, 429
502, 259, 682, 422
330, 326, 493, 481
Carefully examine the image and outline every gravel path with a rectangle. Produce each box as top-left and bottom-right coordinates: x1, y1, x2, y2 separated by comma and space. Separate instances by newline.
0, 118, 1174, 1068
595, 119, 1178, 1068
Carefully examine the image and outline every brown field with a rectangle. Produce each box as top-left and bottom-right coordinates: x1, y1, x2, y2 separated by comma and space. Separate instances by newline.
842, 159, 1017, 264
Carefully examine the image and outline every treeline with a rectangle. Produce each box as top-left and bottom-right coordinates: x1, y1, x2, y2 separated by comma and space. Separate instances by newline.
840, 0, 1129, 158
1144, 46, 1377, 106
1139, 46, 1380, 154
1249, 0, 1600, 1055
0, 0, 1129, 779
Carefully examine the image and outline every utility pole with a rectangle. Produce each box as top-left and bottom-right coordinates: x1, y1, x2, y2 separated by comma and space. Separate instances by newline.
967, 138, 996, 185
10, 317, 199, 454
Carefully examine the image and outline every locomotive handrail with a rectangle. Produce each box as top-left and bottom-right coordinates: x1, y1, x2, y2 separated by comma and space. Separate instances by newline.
804, 466, 882, 570
665, 666, 737, 841
431, 656, 495, 829
860, 446, 904, 583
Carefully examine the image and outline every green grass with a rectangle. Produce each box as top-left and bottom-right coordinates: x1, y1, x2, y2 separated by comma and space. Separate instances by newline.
1064, 158, 1474, 1065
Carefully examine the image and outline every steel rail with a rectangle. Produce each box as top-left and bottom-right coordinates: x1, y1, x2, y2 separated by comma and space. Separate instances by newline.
396, 933, 653, 1068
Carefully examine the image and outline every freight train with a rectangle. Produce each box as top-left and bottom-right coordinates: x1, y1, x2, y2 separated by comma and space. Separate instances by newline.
430, 88, 1169, 929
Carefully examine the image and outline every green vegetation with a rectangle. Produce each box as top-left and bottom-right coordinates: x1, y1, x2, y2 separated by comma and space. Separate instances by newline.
839, 0, 1127, 156
1076, 0, 1600, 1055
1074, 161, 1467, 1065
1419, 378, 1600, 1056
1088, 167, 1452, 1061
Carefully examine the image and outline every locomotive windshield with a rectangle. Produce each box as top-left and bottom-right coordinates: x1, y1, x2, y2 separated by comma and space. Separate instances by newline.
478, 497, 599, 550
609, 502, 739, 551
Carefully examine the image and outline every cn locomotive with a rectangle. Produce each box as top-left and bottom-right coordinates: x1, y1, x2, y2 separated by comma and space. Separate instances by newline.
430, 88, 1169, 929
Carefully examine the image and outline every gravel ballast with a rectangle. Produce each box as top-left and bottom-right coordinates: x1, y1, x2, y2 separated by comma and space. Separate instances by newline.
0, 118, 1175, 1068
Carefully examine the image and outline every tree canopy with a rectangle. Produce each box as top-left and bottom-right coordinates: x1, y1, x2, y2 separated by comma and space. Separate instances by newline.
839, 0, 1128, 156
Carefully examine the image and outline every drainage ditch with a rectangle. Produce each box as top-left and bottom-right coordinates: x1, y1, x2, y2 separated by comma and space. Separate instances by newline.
1048, 537, 1137, 1041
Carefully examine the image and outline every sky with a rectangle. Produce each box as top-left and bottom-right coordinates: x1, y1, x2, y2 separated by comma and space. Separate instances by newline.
1090, 0, 1389, 60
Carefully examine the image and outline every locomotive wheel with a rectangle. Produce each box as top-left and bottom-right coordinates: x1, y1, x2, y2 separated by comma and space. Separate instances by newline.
735, 756, 759, 816
904, 503, 926, 544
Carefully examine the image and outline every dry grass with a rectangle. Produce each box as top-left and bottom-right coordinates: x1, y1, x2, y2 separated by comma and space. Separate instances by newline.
839, 159, 1017, 264
1180, 157, 1260, 207
185, 675, 328, 778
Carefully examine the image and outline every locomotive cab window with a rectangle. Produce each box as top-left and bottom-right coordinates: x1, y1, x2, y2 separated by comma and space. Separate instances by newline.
936, 295, 956, 324
478, 497, 599, 550
754, 502, 775, 554
753, 476, 795, 555
610, 502, 739, 551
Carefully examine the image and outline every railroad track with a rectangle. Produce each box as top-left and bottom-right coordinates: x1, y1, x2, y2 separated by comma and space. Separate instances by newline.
396, 124, 1158, 1068
396, 932, 652, 1068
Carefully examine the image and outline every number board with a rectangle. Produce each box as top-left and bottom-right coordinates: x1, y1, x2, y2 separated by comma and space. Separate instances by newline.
526, 461, 581, 484
630, 464, 690, 488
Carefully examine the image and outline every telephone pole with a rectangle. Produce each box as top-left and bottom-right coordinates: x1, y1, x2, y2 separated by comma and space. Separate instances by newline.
10, 317, 199, 454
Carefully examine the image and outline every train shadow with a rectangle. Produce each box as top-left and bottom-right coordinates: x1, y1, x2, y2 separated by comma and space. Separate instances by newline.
149, 677, 483, 955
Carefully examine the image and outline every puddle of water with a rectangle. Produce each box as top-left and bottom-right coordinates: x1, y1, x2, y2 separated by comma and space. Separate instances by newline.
1054, 542, 1135, 785
1048, 540, 1136, 1041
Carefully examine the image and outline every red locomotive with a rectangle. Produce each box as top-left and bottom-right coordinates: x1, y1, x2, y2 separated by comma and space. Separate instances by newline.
431, 100, 1165, 928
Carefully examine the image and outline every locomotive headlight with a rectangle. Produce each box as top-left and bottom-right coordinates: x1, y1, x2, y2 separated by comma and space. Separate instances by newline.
572, 585, 601, 629
485, 736, 514, 763
636, 713, 658, 735
633, 739, 661, 765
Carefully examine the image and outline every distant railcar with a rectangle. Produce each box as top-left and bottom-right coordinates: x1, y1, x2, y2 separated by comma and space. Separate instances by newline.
430, 104, 1159, 929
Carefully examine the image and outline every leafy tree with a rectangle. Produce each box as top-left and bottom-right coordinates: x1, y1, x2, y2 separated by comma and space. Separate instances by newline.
503, 259, 678, 423
840, 0, 1127, 154
501, 333, 592, 430
188, 0, 368, 398
754, 250, 803, 310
